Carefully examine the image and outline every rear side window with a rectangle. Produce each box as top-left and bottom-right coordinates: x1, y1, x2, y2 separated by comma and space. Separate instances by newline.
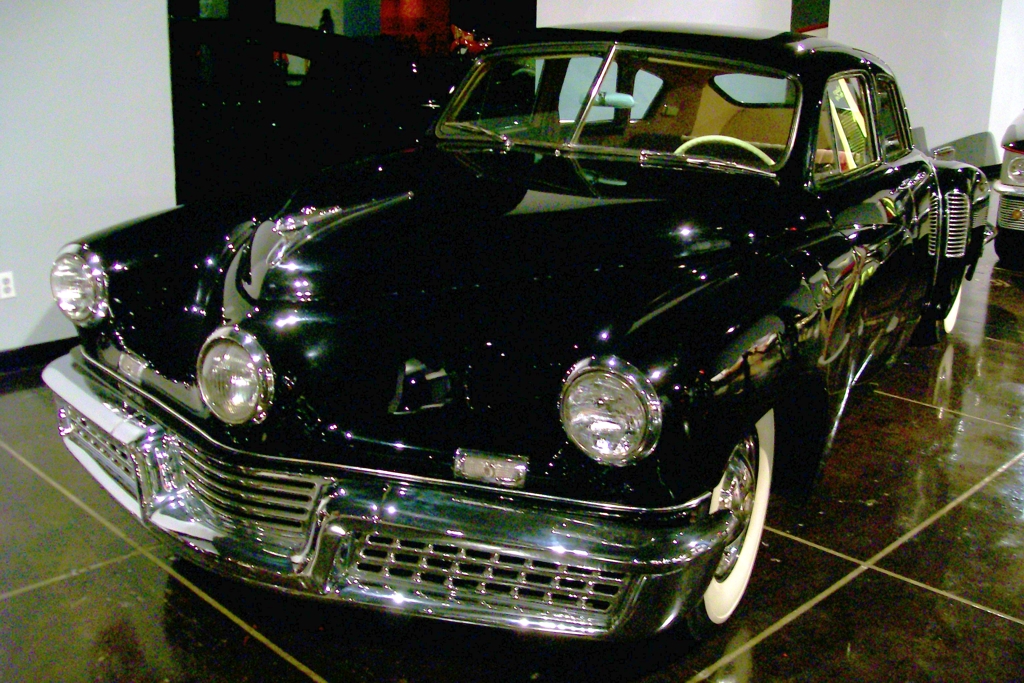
874, 76, 911, 161
814, 74, 876, 180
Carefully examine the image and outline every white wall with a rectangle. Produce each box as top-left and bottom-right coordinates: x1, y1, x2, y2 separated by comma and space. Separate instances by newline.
989, 0, 1024, 147
829, 0, 1004, 155
537, 0, 791, 32
0, 1, 177, 354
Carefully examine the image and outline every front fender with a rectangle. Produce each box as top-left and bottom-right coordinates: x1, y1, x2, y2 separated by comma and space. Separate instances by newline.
927, 161, 990, 319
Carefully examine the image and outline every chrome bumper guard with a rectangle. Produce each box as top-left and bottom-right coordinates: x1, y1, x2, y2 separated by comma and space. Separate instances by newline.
43, 352, 732, 637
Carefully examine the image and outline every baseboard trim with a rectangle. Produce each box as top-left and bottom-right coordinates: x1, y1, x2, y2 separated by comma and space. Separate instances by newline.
0, 338, 78, 375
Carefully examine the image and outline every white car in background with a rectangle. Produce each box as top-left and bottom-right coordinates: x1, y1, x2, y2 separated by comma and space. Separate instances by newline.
994, 110, 1024, 266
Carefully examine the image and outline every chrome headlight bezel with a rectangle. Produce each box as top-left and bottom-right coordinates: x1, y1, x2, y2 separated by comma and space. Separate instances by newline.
559, 356, 663, 467
50, 248, 109, 326
1003, 151, 1024, 187
196, 326, 275, 425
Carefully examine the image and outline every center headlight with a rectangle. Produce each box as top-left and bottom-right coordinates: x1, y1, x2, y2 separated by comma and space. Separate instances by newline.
50, 249, 109, 326
197, 326, 274, 425
559, 357, 662, 466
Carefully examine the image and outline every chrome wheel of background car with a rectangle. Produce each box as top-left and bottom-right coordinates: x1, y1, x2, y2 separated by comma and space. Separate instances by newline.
691, 409, 774, 633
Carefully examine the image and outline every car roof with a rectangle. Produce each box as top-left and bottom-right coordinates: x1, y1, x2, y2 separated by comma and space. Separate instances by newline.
491, 26, 888, 79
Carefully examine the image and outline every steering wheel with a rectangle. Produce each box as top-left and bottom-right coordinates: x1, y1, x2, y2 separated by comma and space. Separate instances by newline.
673, 135, 775, 167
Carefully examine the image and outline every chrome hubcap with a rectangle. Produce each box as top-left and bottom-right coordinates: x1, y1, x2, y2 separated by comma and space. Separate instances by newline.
713, 437, 757, 581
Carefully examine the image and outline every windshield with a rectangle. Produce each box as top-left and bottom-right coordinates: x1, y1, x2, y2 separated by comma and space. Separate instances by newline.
438, 45, 800, 172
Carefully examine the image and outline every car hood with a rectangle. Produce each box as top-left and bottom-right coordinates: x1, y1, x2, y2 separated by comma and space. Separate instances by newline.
86, 147, 813, 505
237, 148, 795, 314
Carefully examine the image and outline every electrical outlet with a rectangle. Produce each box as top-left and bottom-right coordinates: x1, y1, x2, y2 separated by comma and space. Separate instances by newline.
0, 271, 15, 299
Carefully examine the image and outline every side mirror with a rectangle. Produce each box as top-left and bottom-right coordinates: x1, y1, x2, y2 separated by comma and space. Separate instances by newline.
592, 91, 635, 109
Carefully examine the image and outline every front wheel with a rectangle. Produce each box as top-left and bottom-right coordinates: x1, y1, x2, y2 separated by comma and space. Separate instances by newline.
942, 282, 963, 334
911, 275, 964, 346
687, 410, 774, 636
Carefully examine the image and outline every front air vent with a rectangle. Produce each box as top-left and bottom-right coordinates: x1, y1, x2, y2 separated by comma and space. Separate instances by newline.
177, 443, 324, 551
56, 399, 138, 496
945, 191, 969, 258
999, 196, 1024, 231
928, 193, 940, 256
350, 532, 630, 617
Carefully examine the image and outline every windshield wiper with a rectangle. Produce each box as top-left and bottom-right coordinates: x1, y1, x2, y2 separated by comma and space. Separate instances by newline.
439, 121, 510, 146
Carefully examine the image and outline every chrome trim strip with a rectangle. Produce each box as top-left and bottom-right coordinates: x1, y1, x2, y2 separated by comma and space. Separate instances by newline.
74, 349, 711, 515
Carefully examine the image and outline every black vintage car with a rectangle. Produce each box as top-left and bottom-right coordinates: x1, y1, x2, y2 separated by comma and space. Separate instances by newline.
44, 27, 988, 638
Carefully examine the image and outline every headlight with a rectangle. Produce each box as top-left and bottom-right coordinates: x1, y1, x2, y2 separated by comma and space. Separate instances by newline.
50, 249, 109, 326
559, 357, 662, 466
197, 326, 274, 425
1004, 152, 1024, 186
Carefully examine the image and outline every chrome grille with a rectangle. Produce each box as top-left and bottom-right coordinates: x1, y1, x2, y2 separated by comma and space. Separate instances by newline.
178, 444, 324, 549
945, 191, 970, 258
999, 195, 1024, 231
972, 201, 988, 232
928, 193, 940, 256
351, 532, 629, 616
56, 400, 138, 495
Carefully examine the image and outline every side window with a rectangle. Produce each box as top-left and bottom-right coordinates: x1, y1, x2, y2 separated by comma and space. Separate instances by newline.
630, 69, 664, 120
814, 74, 876, 181
875, 76, 911, 161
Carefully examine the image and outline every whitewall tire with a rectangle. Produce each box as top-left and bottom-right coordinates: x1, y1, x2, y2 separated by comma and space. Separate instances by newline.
691, 409, 774, 632
943, 281, 963, 335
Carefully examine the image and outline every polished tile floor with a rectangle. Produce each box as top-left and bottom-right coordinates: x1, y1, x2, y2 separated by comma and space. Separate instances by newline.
2, 243, 1023, 682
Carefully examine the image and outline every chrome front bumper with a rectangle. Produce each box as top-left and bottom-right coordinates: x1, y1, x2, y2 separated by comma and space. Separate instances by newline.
994, 180, 1024, 232
43, 351, 732, 638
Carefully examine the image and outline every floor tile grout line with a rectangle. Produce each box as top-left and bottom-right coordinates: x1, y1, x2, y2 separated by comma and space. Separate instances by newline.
0, 435, 329, 683
767, 527, 1024, 628
685, 566, 871, 682
980, 335, 1024, 348
873, 388, 1024, 433
0, 548, 151, 602
868, 564, 1024, 627
765, 526, 863, 566
688, 448, 1024, 682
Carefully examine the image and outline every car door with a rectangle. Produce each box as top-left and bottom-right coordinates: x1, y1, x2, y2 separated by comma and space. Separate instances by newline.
809, 71, 922, 397
871, 73, 939, 313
